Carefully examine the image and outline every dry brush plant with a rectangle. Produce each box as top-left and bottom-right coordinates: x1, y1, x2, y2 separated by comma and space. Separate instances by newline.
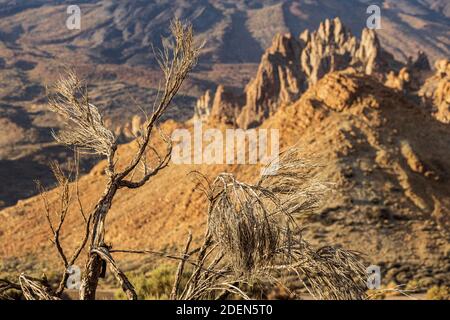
110, 149, 368, 300
1, 156, 87, 300
0, 19, 202, 300
185, 149, 367, 300
202, 150, 368, 300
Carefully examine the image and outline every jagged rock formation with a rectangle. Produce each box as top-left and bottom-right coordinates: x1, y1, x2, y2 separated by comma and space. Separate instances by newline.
238, 33, 304, 128
197, 18, 403, 129
106, 115, 144, 142
193, 90, 213, 122
193, 87, 244, 126
300, 20, 389, 86
385, 68, 411, 91
419, 59, 450, 123
209, 85, 244, 126
385, 51, 432, 92
410, 51, 432, 73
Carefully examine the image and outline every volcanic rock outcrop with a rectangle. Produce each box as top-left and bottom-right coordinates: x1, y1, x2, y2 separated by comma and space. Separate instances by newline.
193, 90, 213, 122
419, 59, 450, 124
385, 51, 432, 92
238, 32, 304, 128
300, 20, 390, 86
209, 85, 244, 126
194, 86, 244, 126
197, 18, 401, 129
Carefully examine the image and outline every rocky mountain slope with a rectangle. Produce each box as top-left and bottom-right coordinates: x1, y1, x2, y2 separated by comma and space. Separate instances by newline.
1, 67, 449, 291
0, 0, 449, 208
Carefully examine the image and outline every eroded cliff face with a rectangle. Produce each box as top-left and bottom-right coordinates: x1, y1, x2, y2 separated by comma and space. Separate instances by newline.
209, 85, 245, 126
197, 17, 404, 129
300, 18, 388, 86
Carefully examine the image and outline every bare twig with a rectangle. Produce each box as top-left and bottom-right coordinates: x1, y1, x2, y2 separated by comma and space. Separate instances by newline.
19, 274, 60, 300
170, 231, 193, 299
36, 154, 93, 297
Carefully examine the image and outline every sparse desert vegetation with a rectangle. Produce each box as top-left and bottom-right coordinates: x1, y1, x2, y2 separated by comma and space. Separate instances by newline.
0, 1, 449, 302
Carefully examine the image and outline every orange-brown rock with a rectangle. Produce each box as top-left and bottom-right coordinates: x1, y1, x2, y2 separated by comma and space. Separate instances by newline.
194, 89, 213, 122
385, 68, 411, 91
300, 18, 395, 85
237, 33, 304, 128
385, 51, 432, 92
209, 85, 244, 126
198, 17, 403, 129
301, 17, 356, 86
419, 59, 450, 123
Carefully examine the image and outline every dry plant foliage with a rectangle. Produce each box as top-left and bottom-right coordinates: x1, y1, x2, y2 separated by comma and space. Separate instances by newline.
48, 72, 115, 156
160, 149, 367, 300
207, 149, 328, 275
112, 150, 367, 300
0, 19, 367, 300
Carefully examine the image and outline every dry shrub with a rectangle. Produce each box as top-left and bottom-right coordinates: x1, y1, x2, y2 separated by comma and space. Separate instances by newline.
207, 149, 328, 275
186, 148, 368, 300
208, 173, 283, 275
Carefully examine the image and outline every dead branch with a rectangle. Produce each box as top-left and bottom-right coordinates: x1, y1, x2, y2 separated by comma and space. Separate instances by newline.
117, 19, 201, 186
19, 274, 60, 300
77, 18, 202, 299
36, 152, 92, 297
170, 231, 192, 299
91, 247, 137, 300
37, 161, 72, 268
0, 279, 21, 300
